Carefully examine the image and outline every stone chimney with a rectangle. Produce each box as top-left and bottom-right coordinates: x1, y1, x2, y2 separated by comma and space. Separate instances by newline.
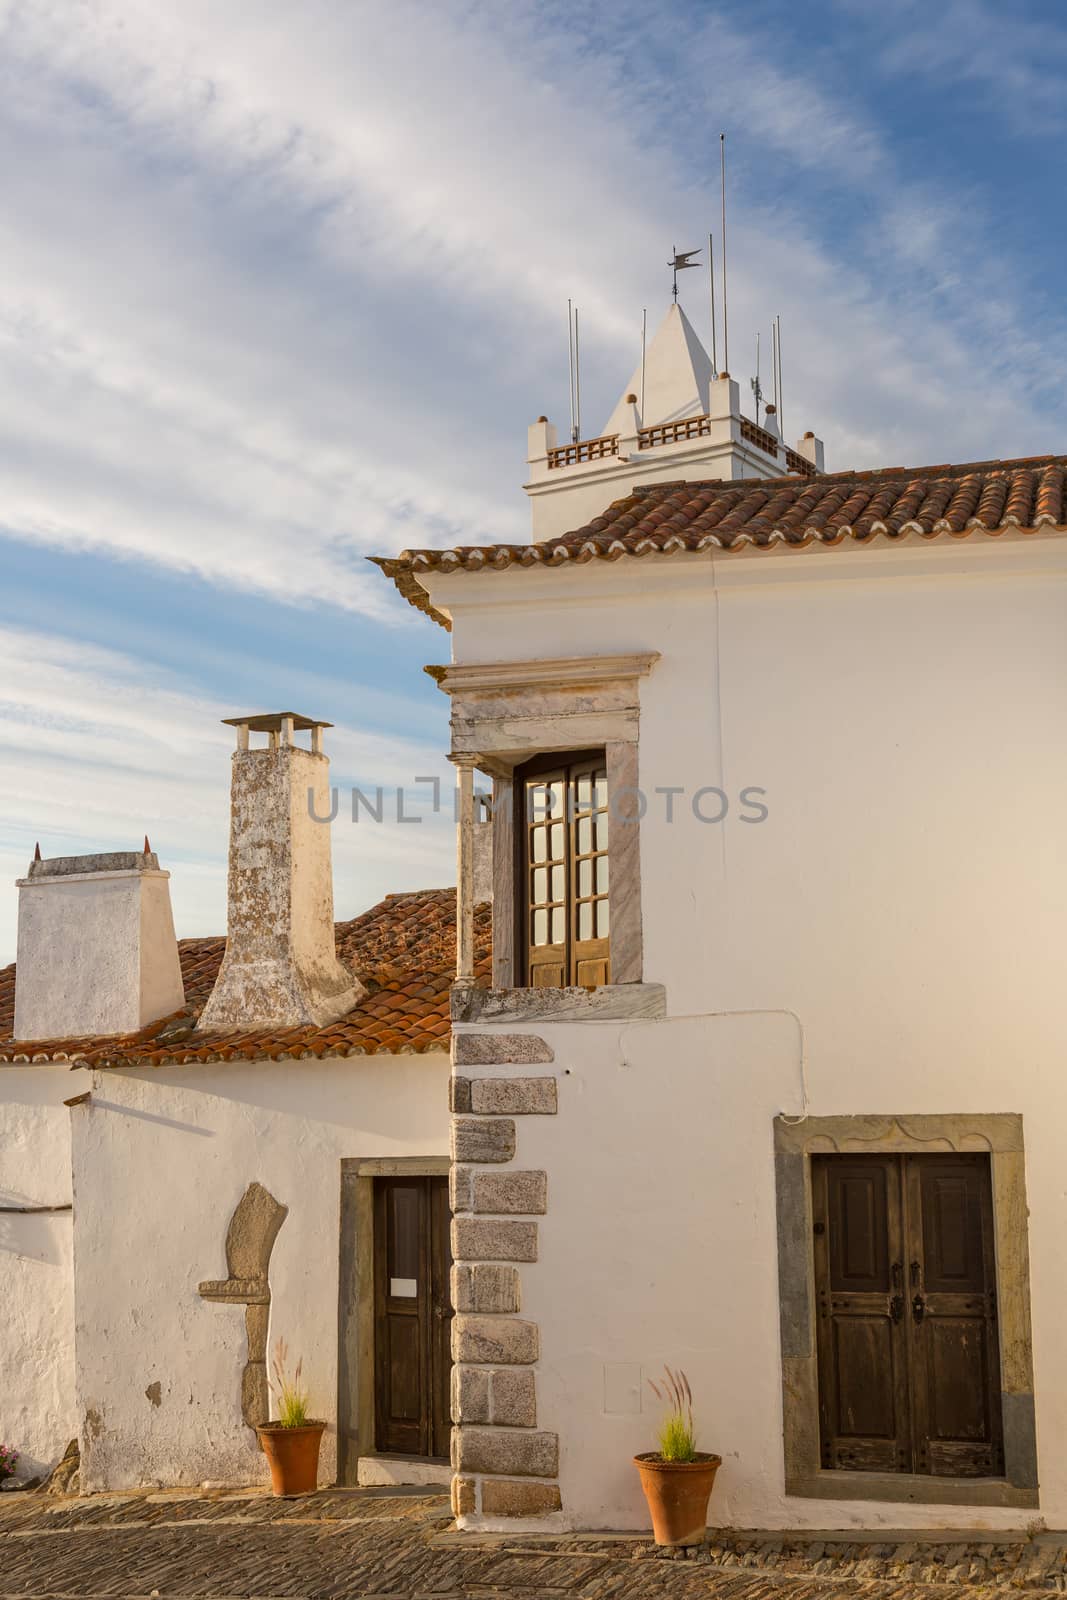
14, 846, 185, 1040
198, 713, 363, 1032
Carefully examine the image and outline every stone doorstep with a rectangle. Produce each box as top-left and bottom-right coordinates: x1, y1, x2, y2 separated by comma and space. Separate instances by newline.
357, 1454, 452, 1489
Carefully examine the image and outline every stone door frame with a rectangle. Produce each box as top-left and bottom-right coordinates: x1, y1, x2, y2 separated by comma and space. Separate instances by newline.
774, 1112, 1039, 1508
337, 1155, 450, 1485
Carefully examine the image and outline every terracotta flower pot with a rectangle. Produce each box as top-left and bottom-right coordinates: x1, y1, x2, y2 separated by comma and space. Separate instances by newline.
256, 1422, 326, 1497
634, 1452, 721, 1546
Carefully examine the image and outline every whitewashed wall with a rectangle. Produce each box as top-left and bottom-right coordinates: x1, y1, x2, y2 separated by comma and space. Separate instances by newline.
428, 534, 1067, 1531
70, 1053, 449, 1492
0, 1064, 89, 1479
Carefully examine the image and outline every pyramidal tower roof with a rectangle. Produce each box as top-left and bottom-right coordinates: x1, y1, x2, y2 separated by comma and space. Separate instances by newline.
524, 298, 826, 542
602, 303, 714, 434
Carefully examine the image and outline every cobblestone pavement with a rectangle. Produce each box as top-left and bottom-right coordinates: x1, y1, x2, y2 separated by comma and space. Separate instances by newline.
3, 1485, 1067, 1600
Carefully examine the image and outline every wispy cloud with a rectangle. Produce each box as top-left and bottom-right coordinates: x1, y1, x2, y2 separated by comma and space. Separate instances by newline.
850, 0, 1067, 133
0, 622, 456, 960
0, 0, 1063, 616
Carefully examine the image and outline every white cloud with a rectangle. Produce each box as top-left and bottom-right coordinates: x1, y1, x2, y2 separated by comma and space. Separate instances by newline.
0, 623, 457, 961
0, 0, 1062, 622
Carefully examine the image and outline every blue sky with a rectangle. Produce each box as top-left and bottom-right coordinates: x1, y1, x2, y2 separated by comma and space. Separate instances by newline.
1, 0, 1065, 959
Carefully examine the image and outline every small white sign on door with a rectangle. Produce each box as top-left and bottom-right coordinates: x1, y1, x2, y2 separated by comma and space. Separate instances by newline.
390, 1277, 418, 1298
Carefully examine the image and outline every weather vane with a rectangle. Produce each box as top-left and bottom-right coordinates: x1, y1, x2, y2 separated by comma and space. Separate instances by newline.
668, 245, 701, 302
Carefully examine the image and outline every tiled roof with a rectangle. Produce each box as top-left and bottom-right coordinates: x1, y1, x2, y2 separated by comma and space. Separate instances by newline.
373, 455, 1067, 627
0, 889, 491, 1069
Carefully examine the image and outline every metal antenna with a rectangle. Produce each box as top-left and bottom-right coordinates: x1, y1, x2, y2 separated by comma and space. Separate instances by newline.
775, 314, 784, 439
640, 308, 647, 417
771, 319, 779, 416
750, 331, 762, 424
567, 299, 577, 444
574, 305, 581, 441
708, 232, 718, 376
720, 133, 729, 374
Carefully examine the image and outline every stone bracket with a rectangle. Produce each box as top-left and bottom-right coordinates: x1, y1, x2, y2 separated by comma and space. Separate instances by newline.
452, 983, 666, 1024
197, 1181, 288, 1430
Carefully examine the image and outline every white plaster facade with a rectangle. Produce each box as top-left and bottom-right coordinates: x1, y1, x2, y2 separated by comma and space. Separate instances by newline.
423, 530, 1067, 1532
0, 1065, 89, 1478
69, 1053, 449, 1491
0, 1050, 449, 1492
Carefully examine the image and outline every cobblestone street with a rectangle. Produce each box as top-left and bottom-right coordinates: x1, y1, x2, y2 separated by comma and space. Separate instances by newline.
4, 1486, 1067, 1600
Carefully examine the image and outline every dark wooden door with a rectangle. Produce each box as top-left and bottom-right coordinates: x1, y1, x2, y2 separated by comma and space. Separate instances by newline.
373, 1177, 452, 1457
813, 1153, 1002, 1478
906, 1156, 1003, 1476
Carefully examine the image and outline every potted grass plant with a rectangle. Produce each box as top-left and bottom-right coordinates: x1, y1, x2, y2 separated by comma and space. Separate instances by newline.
633, 1367, 721, 1547
255, 1341, 326, 1497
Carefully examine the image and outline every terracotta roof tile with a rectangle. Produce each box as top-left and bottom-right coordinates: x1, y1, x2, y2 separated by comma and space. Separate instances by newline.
0, 889, 491, 1070
373, 455, 1067, 627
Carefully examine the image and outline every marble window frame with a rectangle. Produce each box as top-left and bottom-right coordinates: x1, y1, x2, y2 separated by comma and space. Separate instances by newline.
430, 653, 659, 994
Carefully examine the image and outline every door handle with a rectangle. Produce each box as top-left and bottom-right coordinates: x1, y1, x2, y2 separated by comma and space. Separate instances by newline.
910, 1259, 925, 1322
890, 1262, 904, 1323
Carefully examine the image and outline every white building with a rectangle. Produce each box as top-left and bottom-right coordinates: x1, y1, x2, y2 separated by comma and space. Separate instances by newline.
0, 714, 484, 1492
374, 303, 1065, 1532
4, 299, 1066, 1541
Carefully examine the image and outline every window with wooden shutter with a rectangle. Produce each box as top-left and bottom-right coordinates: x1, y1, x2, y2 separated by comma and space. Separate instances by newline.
518, 751, 610, 988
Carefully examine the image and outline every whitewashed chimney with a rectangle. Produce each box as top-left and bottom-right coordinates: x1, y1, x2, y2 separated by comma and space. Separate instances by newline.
14, 846, 185, 1040
198, 712, 363, 1032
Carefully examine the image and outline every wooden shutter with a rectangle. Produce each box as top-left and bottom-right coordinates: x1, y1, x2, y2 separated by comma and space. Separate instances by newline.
570, 757, 610, 987
518, 752, 611, 987
522, 767, 567, 987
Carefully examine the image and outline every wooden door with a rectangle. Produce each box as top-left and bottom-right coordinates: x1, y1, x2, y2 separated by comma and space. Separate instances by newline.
906, 1156, 1003, 1476
813, 1156, 912, 1472
373, 1177, 452, 1458
813, 1153, 1002, 1478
